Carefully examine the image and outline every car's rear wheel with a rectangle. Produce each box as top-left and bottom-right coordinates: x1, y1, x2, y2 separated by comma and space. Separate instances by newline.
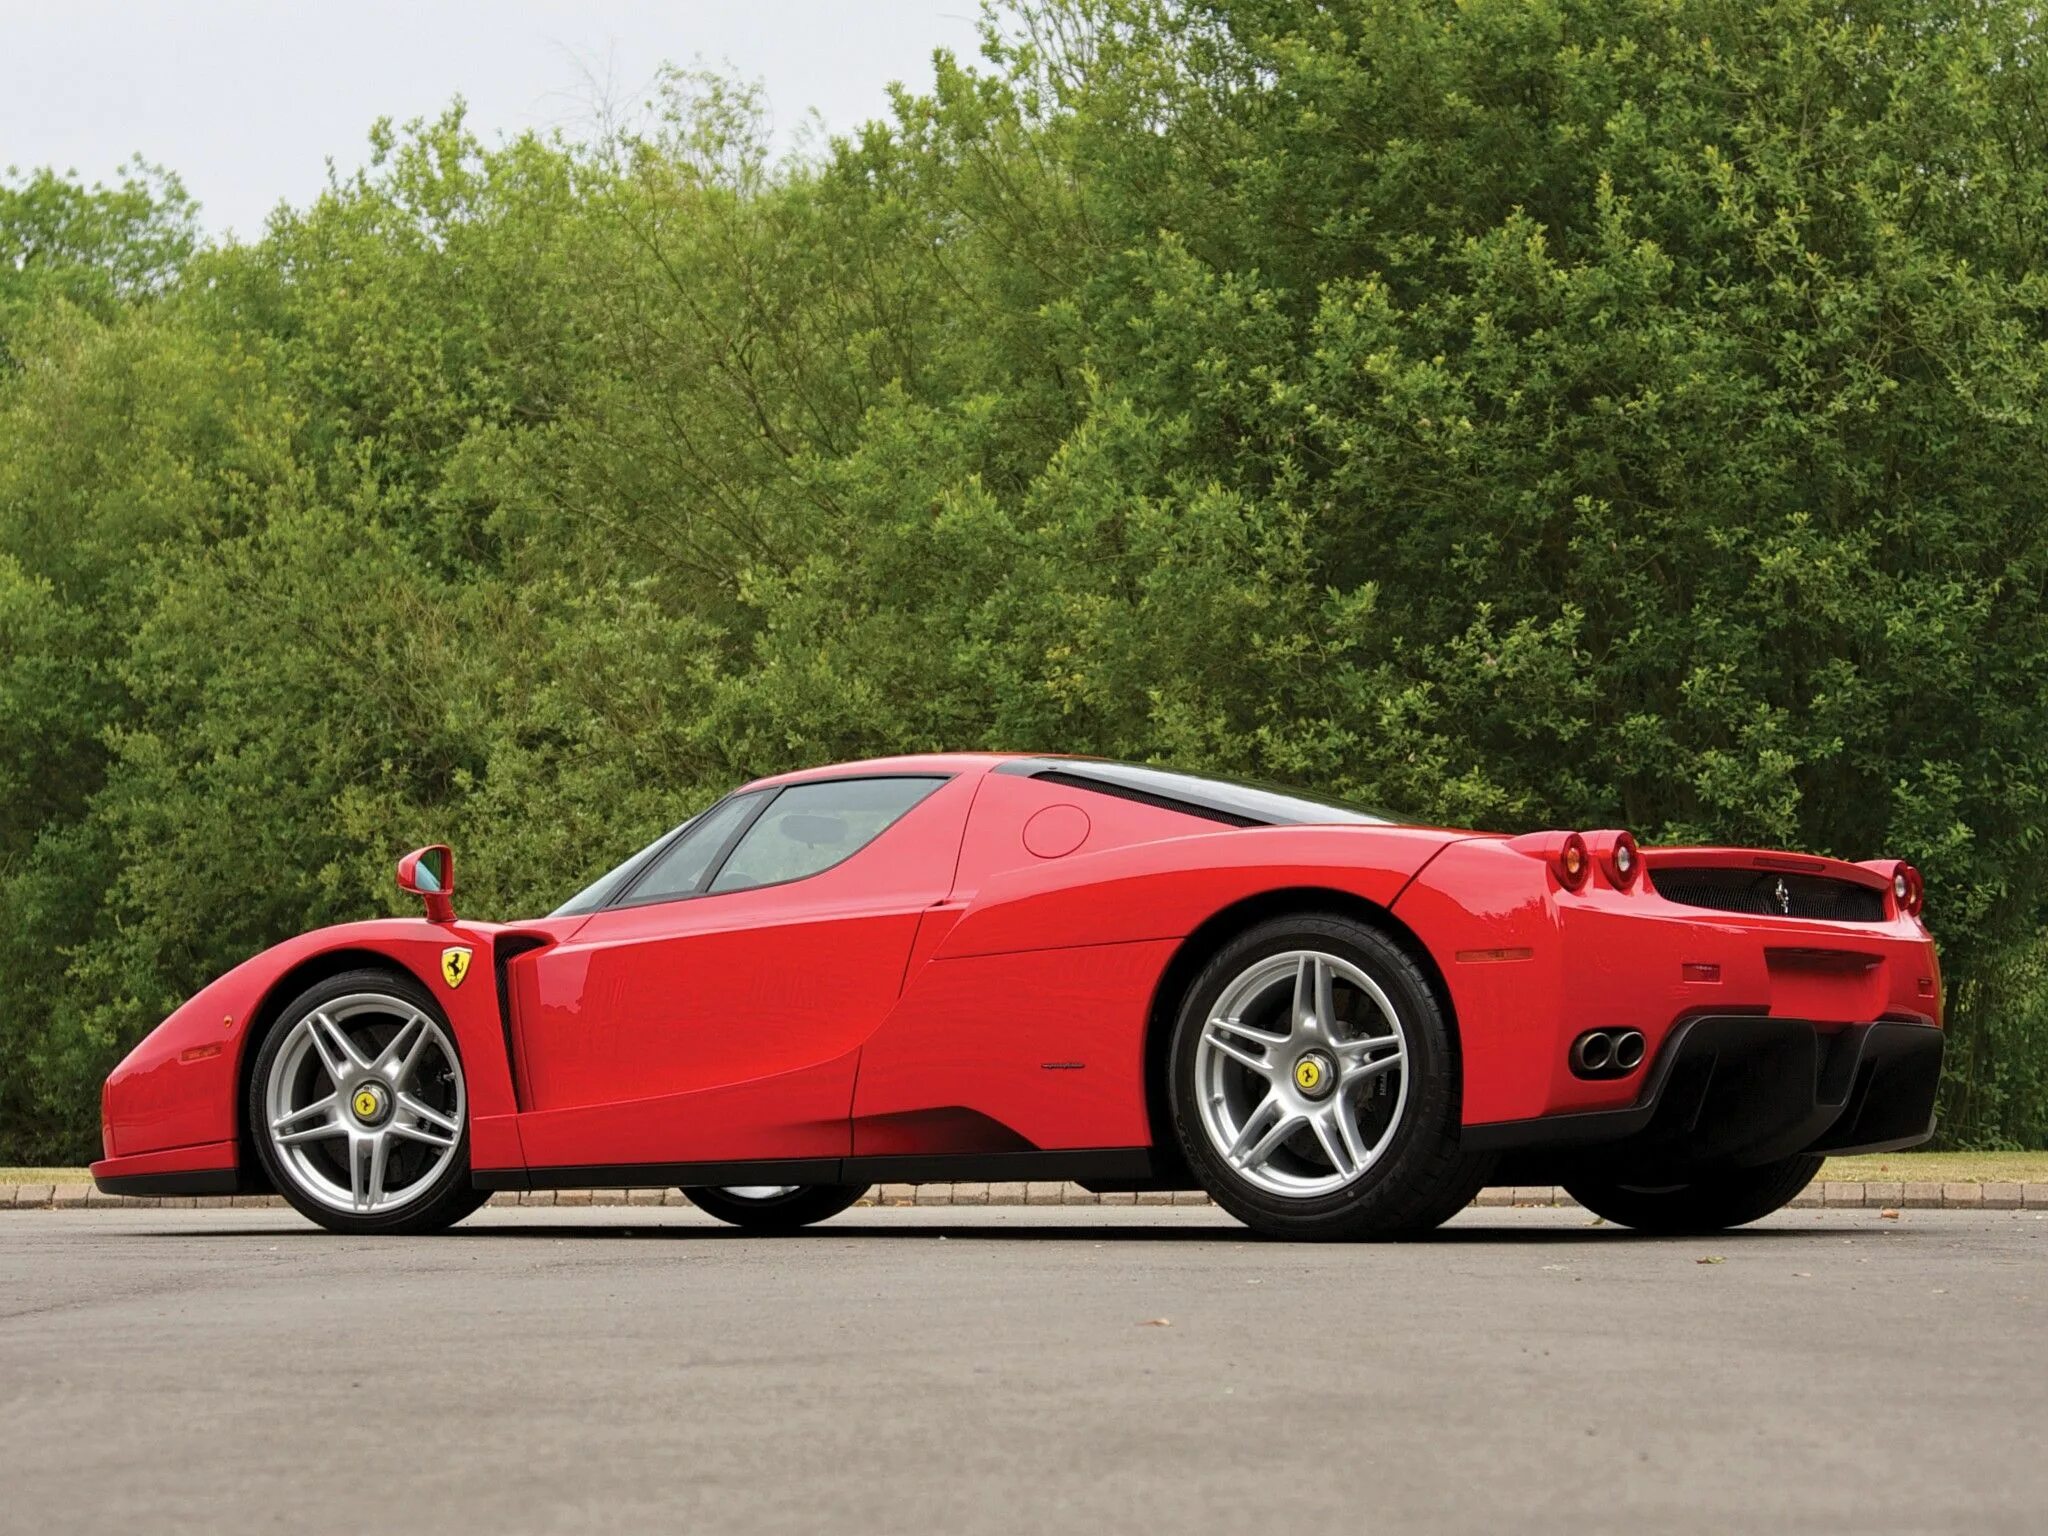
1562, 1154, 1824, 1233
248, 967, 488, 1235
1170, 914, 1493, 1240
681, 1184, 870, 1231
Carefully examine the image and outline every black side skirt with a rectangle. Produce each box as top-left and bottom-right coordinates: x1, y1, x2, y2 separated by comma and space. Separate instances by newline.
474, 1147, 1156, 1193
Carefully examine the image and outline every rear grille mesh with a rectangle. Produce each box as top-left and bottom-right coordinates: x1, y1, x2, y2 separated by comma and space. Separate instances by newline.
1649, 867, 1886, 922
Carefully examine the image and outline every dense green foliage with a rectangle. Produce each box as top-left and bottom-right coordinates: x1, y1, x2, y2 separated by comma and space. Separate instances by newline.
3, 0, 2046, 1161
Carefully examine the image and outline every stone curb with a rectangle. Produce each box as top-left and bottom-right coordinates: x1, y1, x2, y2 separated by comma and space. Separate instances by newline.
5, 1181, 2046, 1212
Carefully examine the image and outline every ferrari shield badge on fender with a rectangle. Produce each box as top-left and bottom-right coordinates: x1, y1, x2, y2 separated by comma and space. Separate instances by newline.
440, 946, 473, 990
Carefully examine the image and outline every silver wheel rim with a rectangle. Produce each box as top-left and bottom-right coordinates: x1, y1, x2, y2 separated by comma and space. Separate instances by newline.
263, 991, 465, 1215
1194, 949, 1410, 1198
717, 1186, 800, 1200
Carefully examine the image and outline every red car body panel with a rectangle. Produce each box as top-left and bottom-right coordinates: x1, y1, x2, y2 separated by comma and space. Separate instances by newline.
848, 813, 1467, 1152
93, 752, 1945, 1196
933, 825, 1459, 958
1390, 838, 1938, 1128
507, 772, 979, 1168
93, 918, 526, 1185
851, 937, 1182, 1153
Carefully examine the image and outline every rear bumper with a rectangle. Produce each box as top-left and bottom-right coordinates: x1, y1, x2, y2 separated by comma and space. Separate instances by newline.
1391, 836, 1942, 1129
1466, 1015, 1943, 1176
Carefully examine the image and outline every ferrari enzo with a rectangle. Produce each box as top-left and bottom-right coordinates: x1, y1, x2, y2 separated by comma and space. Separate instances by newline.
92, 754, 1944, 1239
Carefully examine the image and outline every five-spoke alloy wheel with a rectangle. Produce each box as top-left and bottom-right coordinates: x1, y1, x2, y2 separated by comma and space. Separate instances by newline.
1194, 948, 1411, 1197
1171, 914, 1493, 1240
249, 967, 488, 1234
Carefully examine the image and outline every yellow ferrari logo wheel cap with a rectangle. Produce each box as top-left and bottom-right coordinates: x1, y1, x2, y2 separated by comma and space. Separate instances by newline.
440, 946, 472, 989
1293, 1051, 1334, 1098
353, 1088, 381, 1120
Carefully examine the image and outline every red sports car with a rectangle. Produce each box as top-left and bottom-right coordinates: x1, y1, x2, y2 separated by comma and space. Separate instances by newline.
92, 754, 1944, 1239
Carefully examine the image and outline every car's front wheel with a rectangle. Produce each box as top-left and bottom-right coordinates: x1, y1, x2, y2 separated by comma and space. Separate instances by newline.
681, 1184, 870, 1231
1562, 1155, 1825, 1233
248, 966, 488, 1235
1170, 914, 1493, 1240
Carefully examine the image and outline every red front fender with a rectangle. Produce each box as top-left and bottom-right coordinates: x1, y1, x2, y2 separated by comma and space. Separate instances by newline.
92, 918, 529, 1186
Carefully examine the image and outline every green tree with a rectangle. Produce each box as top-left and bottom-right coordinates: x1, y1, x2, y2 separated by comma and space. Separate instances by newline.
3, 2, 2046, 1160
1, 159, 196, 361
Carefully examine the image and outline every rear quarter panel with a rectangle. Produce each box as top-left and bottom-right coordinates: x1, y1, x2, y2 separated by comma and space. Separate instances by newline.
935, 825, 1466, 959
850, 825, 1466, 1151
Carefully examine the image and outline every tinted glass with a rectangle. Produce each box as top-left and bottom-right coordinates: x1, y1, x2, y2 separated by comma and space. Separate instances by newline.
550, 830, 678, 917
619, 791, 765, 904
709, 777, 943, 893
1024, 760, 1395, 825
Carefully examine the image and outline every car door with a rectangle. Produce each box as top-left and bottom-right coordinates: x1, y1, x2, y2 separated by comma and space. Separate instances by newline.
509, 773, 973, 1172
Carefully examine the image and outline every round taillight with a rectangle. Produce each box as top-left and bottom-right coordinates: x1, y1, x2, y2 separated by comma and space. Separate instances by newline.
1609, 832, 1640, 888
1558, 833, 1590, 891
1893, 871, 1909, 902
1901, 863, 1925, 916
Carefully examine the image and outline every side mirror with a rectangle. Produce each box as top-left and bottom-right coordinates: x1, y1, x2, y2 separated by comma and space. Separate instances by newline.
396, 844, 456, 924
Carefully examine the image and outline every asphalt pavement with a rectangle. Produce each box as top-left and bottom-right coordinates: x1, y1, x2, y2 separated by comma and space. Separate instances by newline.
2, 1204, 2042, 1534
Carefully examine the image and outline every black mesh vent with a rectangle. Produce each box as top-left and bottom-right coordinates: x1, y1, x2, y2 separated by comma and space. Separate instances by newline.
1648, 867, 1886, 922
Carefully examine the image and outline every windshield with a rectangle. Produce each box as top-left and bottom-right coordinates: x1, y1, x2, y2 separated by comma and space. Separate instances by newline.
549, 814, 698, 918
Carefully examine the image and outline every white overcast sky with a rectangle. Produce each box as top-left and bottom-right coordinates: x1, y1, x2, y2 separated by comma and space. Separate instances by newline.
1, 1, 987, 239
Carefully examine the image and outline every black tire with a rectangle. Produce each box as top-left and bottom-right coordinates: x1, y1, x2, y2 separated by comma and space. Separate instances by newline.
681, 1184, 871, 1231
1169, 913, 1494, 1240
247, 966, 489, 1235
1563, 1154, 1825, 1234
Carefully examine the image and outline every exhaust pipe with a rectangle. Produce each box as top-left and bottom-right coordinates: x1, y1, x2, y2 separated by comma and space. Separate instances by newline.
1570, 1028, 1647, 1077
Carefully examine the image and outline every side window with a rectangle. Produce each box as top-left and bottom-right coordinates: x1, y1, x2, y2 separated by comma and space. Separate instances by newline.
619, 791, 765, 905
709, 777, 944, 894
